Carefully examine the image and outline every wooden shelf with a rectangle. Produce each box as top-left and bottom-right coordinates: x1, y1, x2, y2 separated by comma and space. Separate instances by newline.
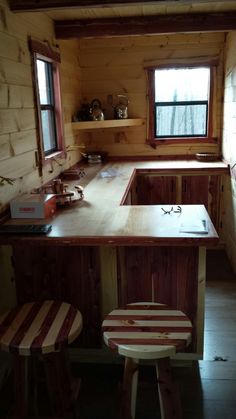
72, 118, 145, 130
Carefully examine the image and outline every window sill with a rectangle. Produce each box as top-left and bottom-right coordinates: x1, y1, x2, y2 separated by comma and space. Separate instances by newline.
147, 136, 218, 148
43, 150, 67, 165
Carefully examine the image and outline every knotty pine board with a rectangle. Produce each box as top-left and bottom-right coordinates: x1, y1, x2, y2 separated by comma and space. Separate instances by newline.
79, 32, 224, 157
0, 57, 32, 86
0, 1, 82, 211
10, 129, 37, 156
79, 32, 225, 50
0, 109, 35, 136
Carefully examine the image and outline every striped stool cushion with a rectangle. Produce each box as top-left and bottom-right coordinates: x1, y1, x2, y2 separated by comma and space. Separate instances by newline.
102, 302, 192, 359
0, 300, 82, 356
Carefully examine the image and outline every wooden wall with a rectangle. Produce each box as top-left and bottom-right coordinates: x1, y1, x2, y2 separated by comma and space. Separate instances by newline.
0, 0, 82, 313
222, 31, 236, 272
78, 32, 225, 157
0, 0, 82, 214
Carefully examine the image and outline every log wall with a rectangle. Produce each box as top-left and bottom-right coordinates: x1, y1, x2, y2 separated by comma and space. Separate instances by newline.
0, 0, 82, 313
0, 0, 82, 213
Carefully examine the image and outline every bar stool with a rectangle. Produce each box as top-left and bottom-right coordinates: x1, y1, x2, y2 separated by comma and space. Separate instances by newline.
0, 300, 82, 418
102, 302, 192, 419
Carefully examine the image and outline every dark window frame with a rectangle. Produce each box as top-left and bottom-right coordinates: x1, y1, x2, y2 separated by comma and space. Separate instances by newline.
146, 63, 216, 148
29, 38, 65, 174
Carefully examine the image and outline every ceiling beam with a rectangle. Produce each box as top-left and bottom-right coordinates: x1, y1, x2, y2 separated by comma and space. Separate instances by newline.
55, 12, 236, 39
8, 0, 221, 13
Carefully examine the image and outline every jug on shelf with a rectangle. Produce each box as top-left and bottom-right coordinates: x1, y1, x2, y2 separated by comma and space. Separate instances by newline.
90, 99, 104, 121
114, 95, 129, 119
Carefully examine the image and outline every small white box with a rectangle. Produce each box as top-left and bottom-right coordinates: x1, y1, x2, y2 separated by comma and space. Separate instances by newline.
10, 194, 56, 219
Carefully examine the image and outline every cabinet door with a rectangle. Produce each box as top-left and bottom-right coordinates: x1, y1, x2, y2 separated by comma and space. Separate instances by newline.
181, 175, 220, 229
136, 175, 177, 205
181, 175, 209, 206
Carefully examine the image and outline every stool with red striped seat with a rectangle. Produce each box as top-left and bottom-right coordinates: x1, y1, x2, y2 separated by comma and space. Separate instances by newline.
0, 300, 82, 418
102, 302, 192, 419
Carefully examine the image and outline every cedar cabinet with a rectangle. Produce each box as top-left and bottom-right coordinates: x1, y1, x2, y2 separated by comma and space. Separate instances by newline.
12, 245, 101, 348
136, 175, 177, 205
131, 174, 221, 231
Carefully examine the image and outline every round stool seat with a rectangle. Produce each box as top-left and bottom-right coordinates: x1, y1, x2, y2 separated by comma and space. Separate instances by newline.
102, 302, 192, 359
0, 300, 82, 418
102, 302, 192, 419
0, 300, 82, 356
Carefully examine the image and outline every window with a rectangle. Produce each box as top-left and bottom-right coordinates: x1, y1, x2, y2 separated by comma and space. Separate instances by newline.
29, 39, 65, 170
36, 59, 57, 155
147, 64, 215, 146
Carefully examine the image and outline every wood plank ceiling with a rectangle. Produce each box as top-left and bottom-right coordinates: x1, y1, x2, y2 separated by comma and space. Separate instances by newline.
9, 1, 236, 38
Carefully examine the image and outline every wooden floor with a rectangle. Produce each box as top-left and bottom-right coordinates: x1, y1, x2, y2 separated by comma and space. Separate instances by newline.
0, 250, 236, 418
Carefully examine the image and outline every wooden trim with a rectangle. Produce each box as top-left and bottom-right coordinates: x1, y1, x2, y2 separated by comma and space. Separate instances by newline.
144, 59, 219, 71
29, 38, 65, 167
55, 12, 236, 39
146, 69, 155, 147
146, 63, 218, 147
0, 235, 219, 247
196, 246, 206, 357
30, 51, 44, 176
0, 234, 219, 247
29, 38, 61, 63
148, 137, 218, 147
120, 169, 137, 205
208, 65, 215, 141
52, 63, 65, 154
9, 0, 188, 12
135, 167, 228, 175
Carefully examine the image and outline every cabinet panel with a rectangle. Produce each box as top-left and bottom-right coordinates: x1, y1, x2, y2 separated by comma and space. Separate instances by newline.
12, 245, 101, 348
117, 246, 199, 352
182, 175, 220, 229
181, 175, 209, 206
208, 175, 221, 229
136, 175, 177, 205
134, 173, 221, 231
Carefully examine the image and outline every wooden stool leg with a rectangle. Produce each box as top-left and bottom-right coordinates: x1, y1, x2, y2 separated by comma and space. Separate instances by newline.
12, 355, 29, 418
119, 357, 139, 419
44, 349, 72, 417
155, 358, 182, 419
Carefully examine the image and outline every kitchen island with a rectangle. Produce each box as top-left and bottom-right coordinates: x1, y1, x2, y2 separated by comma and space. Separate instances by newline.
0, 160, 228, 359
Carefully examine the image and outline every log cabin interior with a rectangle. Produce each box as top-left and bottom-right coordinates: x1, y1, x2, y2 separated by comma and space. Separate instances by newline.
1, 0, 236, 418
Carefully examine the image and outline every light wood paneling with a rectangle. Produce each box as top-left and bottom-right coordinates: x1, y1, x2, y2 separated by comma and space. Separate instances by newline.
0, 0, 82, 212
222, 31, 236, 273
9, 85, 34, 108
0, 142, 11, 161
0, 32, 30, 64
78, 32, 225, 157
0, 109, 35, 135
0, 83, 8, 108
0, 58, 32, 85
10, 129, 37, 156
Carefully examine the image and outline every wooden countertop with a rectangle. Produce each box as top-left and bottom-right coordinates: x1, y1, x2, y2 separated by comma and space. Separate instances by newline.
1, 160, 227, 246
